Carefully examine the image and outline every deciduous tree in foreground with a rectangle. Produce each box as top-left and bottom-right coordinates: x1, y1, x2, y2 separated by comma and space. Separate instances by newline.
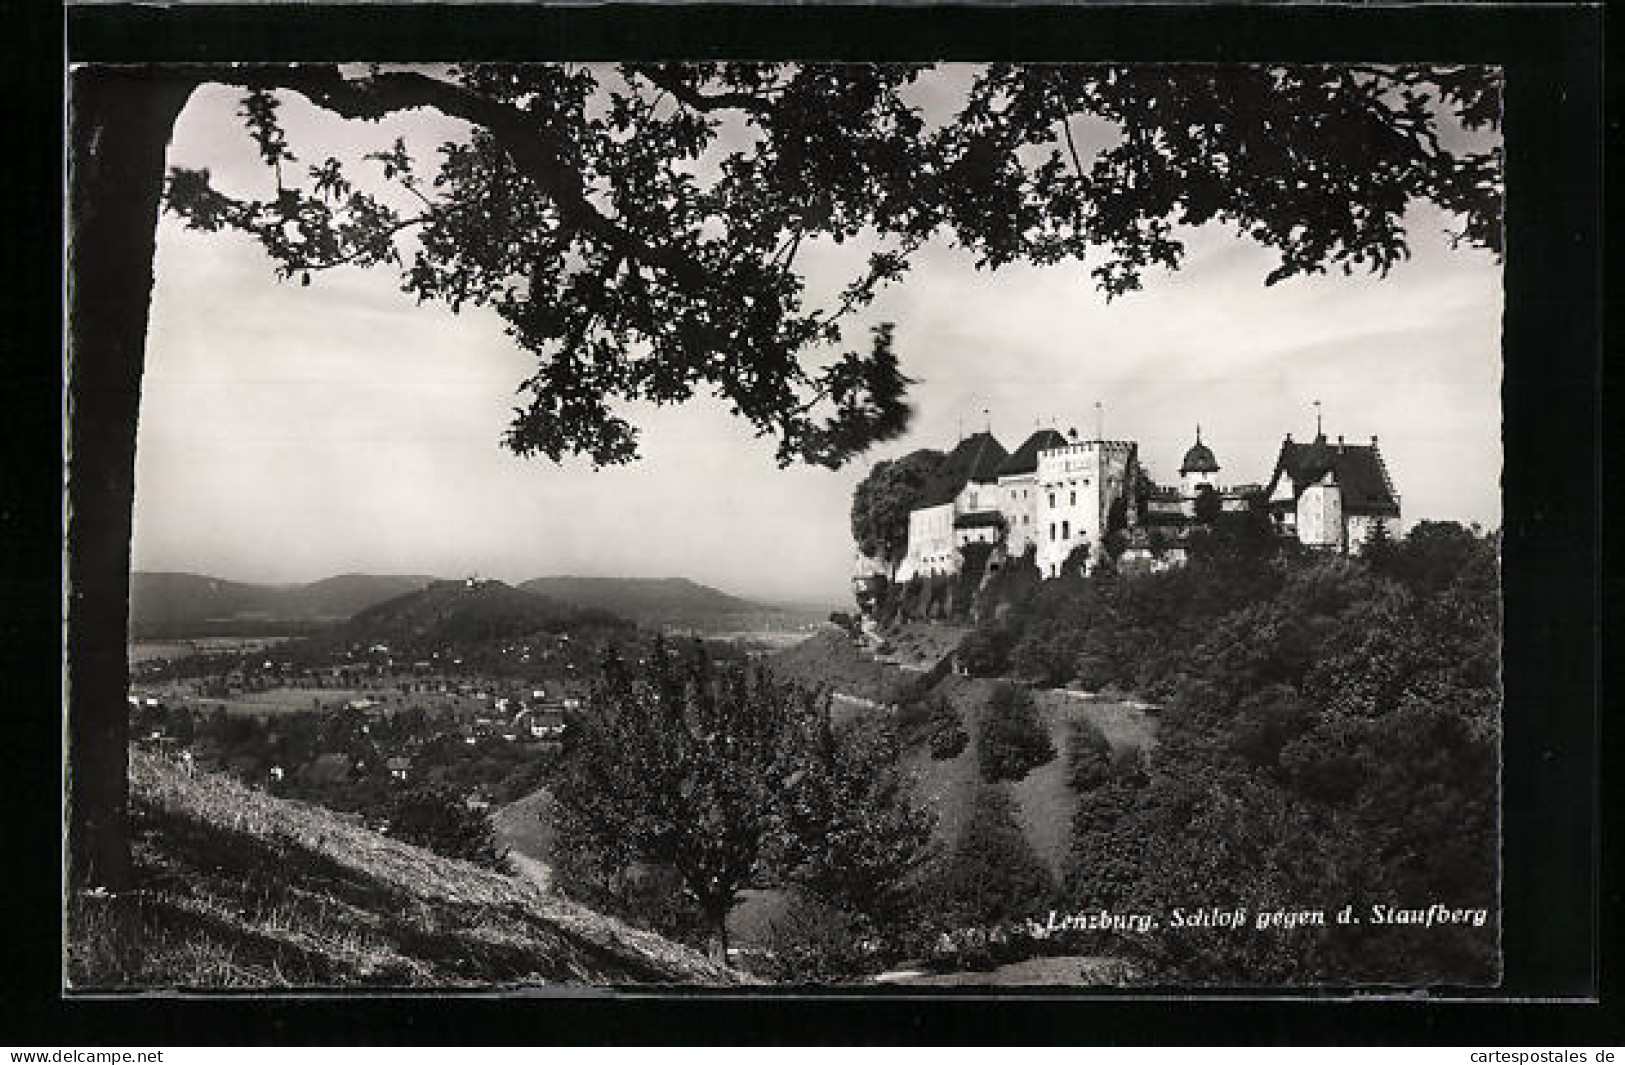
551, 640, 931, 967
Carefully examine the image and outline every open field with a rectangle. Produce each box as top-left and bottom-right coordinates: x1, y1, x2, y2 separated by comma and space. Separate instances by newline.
130, 636, 293, 663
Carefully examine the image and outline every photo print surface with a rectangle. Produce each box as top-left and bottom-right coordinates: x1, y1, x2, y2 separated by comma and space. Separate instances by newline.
66, 61, 1505, 990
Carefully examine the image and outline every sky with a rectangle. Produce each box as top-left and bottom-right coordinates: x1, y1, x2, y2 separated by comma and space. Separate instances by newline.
129, 68, 1504, 606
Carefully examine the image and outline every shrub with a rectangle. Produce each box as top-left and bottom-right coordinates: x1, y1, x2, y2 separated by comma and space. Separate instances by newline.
927, 699, 970, 760
762, 893, 872, 984
380, 784, 508, 870
939, 784, 1054, 927
892, 691, 934, 746
976, 684, 1056, 783
1065, 718, 1113, 791
1072, 650, 1117, 692
956, 626, 1013, 677
1227, 683, 1310, 767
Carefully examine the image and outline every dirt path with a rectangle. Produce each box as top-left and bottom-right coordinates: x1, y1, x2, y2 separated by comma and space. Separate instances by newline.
508, 850, 553, 893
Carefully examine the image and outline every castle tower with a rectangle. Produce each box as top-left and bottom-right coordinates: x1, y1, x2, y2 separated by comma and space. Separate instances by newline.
1034, 428, 1136, 578
1179, 426, 1221, 498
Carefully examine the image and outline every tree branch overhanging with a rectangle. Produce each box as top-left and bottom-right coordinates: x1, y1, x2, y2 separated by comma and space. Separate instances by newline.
218, 64, 714, 293
624, 65, 778, 117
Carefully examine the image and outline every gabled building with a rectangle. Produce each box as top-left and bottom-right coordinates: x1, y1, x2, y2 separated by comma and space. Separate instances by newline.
1263, 432, 1400, 553
895, 431, 1008, 582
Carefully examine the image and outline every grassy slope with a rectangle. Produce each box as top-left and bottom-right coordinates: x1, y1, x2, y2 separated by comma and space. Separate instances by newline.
766, 628, 919, 705
67, 752, 743, 989
875, 623, 970, 671
901, 676, 1157, 879
767, 626, 1157, 876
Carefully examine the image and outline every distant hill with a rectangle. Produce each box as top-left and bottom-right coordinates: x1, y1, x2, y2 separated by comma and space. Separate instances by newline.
66, 751, 742, 988
519, 576, 815, 632
281, 574, 440, 620
336, 579, 627, 649
131, 570, 828, 641
130, 572, 436, 638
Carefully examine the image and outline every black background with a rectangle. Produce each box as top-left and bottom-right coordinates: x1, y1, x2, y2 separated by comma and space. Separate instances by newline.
3, 0, 1611, 1045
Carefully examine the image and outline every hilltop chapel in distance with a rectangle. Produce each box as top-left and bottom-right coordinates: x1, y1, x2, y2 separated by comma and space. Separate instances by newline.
857, 412, 1402, 588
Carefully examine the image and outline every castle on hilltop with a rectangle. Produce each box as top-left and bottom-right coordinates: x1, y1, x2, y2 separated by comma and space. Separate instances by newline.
863, 416, 1400, 587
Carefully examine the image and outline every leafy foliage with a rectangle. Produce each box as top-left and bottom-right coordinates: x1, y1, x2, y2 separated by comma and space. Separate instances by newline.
955, 624, 1015, 678
778, 714, 936, 943
551, 638, 933, 966
850, 449, 945, 570
938, 784, 1054, 928
1192, 483, 1222, 525
1065, 718, 1115, 791
926, 698, 970, 761
163, 63, 1500, 469
550, 638, 810, 957
1052, 523, 1501, 985
381, 783, 508, 870
762, 892, 871, 984
976, 683, 1057, 783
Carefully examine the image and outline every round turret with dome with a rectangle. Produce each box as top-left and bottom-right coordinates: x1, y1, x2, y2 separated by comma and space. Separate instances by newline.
1179, 425, 1221, 496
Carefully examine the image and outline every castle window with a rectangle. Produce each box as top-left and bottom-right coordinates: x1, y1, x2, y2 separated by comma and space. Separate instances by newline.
1070, 491, 1076, 506
1049, 523, 1056, 541
1062, 520, 1070, 539
1048, 492, 1055, 507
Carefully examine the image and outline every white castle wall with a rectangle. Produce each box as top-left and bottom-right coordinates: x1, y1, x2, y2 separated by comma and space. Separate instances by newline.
896, 501, 958, 582
998, 473, 1039, 558
1296, 476, 1345, 550
1033, 440, 1135, 578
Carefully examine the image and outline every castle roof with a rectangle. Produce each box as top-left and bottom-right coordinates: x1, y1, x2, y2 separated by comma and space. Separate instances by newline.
1179, 428, 1220, 474
919, 431, 1008, 506
1265, 433, 1399, 516
996, 428, 1070, 478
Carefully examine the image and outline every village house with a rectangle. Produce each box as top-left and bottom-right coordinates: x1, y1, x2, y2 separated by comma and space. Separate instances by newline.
1262, 430, 1401, 553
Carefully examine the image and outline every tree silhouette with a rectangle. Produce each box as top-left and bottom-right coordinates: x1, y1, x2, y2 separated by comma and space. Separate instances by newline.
67, 61, 1500, 887
850, 447, 946, 577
